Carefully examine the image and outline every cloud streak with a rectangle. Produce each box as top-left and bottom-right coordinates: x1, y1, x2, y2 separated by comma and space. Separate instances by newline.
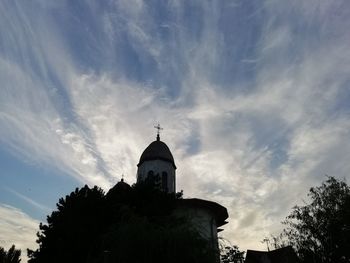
0, 204, 39, 262
0, 0, 350, 252
4, 188, 51, 213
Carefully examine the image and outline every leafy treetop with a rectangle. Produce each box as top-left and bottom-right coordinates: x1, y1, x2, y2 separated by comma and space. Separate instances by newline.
275, 176, 350, 263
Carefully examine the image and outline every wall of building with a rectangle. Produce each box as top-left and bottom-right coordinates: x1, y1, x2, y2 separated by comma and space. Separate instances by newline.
174, 205, 219, 250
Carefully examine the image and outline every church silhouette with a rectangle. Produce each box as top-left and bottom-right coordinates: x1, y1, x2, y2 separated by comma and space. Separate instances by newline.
114, 126, 228, 258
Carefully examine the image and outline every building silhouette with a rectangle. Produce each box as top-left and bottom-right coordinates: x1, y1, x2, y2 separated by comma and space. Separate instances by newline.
134, 129, 228, 258
245, 246, 299, 263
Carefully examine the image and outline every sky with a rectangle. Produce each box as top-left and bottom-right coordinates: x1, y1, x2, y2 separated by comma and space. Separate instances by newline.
1, 0, 350, 260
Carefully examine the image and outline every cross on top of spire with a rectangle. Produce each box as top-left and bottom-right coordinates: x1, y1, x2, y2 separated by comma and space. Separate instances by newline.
154, 123, 163, 141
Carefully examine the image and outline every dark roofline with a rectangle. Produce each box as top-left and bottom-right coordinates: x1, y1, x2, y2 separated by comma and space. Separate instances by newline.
246, 246, 295, 254
176, 198, 228, 227
245, 246, 299, 263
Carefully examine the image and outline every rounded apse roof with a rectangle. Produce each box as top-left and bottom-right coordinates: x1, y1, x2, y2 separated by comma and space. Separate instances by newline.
137, 139, 176, 169
106, 179, 131, 199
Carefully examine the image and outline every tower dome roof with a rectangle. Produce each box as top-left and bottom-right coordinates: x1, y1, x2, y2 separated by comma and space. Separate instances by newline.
137, 139, 176, 169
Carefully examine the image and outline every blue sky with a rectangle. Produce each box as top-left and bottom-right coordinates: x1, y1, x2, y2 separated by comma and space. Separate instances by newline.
1, 0, 350, 259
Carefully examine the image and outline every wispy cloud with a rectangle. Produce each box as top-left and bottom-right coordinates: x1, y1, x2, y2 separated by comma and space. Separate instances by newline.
0, 204, 39, 262
4, 188, 52, 213
0, 0, 350, 252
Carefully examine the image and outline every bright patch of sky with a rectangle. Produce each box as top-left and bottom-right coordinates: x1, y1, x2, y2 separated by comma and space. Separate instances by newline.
1, 0, 350, 259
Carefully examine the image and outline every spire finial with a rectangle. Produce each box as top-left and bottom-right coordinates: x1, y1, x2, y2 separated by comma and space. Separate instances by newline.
154, 123, 163, 141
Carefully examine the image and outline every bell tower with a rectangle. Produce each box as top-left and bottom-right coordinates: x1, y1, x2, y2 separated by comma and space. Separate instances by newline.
136, 124, 176, 193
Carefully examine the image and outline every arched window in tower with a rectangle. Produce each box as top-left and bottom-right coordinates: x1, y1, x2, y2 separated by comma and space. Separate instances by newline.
146, 170, 159, 187
162, 172, 168, 192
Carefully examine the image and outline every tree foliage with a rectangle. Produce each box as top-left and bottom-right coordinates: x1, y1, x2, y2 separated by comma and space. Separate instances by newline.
281, 176, 350, 263
28, 185, 107, 263
28, 179, 217, 263
220, 243, 245, 263
0, 245, 21, 263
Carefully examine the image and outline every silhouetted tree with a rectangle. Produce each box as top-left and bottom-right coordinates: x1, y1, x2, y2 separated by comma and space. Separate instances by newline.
28, 185, 107, 263
280, 176, 350, 263
220, 244, 245, 263
0, 245, 21, 263
28, 179, 216, 263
